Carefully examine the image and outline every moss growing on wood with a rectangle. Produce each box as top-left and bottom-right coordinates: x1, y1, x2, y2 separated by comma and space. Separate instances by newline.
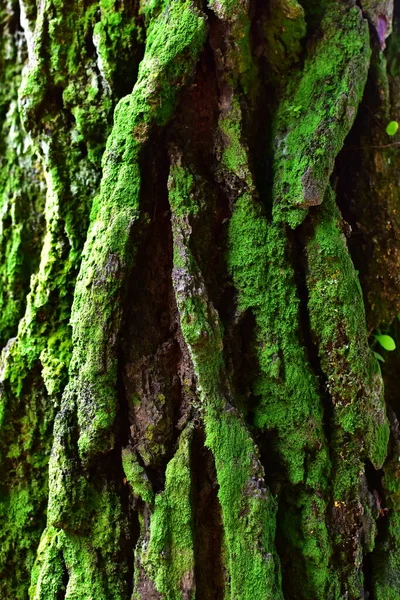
0, 0, 398, 596
169, 158, 283, 600
63, 0, 207, 460
305, 187, 389, 595
272, 4, 371, 228
227, 193, 338, 598
0, 0, 143, 595
306, 188, 388, 470
28, 1, 206, 596
135, 427, 195, 599
122, 446, 154, 505
32, 484, 131, 599
208, 4, 338, 589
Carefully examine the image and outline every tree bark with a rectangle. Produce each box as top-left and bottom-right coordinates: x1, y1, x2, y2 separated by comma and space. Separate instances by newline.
1, 0, 400, 598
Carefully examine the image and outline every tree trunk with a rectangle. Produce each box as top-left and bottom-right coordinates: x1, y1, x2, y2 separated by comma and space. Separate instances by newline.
1, 0, 400, 598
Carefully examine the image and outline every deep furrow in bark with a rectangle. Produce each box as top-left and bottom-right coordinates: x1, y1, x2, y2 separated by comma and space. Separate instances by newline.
168, 151, 282, 599
191, 426, 225, 600
20, 1, 207, 597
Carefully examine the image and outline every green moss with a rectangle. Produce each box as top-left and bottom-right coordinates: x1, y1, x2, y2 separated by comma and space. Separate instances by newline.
122, 446, 154, 505
228, 194, 329, 483
226, 192, 338, 596
0, 0, 144, 593
373, 512, 400, 599
373, 447, 400, 598
272, 4, 370, 228
29, 527, 65, 600
279, 491, 340, 598
25, 3, 207, 595
33, 475, 132, 599
0, 17, 45, 347
61, 0, 207, 460
264, 0, 306, 80
305, 188, 389, 473
207, 0, 257, 95
39, 326, 72, 397
169, 161, 283, 600
219, 99, 250, 179
305, 188, 389, 595
0, 481, 49, 599
137, 427, 195, 599
168, 166, 199, 218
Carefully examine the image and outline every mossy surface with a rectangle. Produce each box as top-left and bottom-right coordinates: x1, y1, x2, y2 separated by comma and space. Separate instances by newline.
122, 446, 154, 505
306, 188, 388, 472
0, 0, 143, 595
0, 0, 397, 596
272, 4, 371, 228
169, 159, 283, 600
31, 483, 132, 600
373, 460, 400, 599
227, 193, 339, 598
264, 0, 306, 82
30, 0, 207, 597
135, 427, 195, 599
305, 187, 389, 595
63, 0, 207, 461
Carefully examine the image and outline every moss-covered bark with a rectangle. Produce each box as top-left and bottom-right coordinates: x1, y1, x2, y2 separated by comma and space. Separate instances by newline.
1, 0, 400, 598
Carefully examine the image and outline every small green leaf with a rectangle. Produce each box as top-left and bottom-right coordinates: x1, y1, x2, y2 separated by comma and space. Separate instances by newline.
386, 121, 399, 136
375, 334, 396, 351
373, 351, 385, 363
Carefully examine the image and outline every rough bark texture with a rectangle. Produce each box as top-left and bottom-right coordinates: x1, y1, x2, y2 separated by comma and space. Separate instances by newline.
1, 0, 400, 598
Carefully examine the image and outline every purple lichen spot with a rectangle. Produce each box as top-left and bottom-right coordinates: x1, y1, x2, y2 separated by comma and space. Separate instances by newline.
376, 14, 388, 49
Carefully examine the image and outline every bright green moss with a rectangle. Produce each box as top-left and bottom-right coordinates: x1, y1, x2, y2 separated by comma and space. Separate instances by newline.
226, 188, 337, 596
122, 446, 154, 505
208, 12, 337, 584
272, 5, 370, 228
205, 405, 282, 600
305, 188, 389, 472
40, 326, 72, 397
62, 0, 207, 460
36, 481, 131, 599
0, 26, 45, 347
219, 100, 250, 180
27, 3, 206, 593
29, 527, 65, 600
279, 491, 340, 598
228, 193, 329, 485
0, 0, 145, 596
168, 166, 199, 217
138, 427, 195, 599
305, 188, 388, 595
169, 161, 283, 600
0, 481, 50, 599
